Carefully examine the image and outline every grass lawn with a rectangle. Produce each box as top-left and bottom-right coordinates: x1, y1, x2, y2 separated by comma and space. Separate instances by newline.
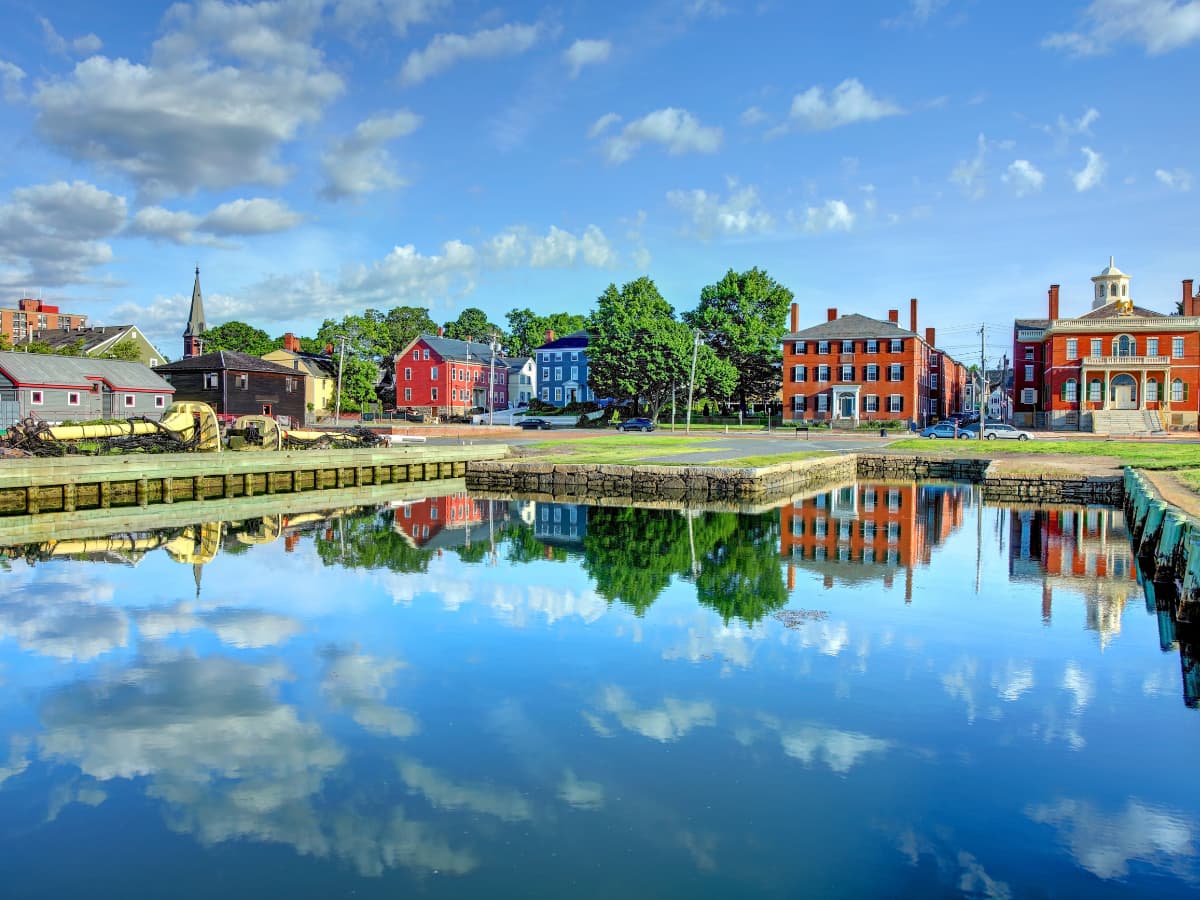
887, 438, 1200, 470
523, 435, 825, 467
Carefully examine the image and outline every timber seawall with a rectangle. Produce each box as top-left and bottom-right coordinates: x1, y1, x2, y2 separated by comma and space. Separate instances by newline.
466, 453, 1125, 505
1125, 469, 1200, 622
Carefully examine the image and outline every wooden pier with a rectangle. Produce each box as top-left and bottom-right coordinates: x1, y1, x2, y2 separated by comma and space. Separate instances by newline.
0, 444, 508, 518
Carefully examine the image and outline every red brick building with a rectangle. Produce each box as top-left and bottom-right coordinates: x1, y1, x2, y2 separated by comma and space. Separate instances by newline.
1, 299, 88, 344
395, 332, 508, 416
781, 299, 967, 428
1012, 258, 1200, 432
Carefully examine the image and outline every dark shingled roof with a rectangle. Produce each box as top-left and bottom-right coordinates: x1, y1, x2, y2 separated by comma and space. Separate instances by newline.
536, 329, 590, 351
154, 349, 299, 375
506, 356, 531, 373
415, 334, 501, 364
784, 313, 917, 342
30, 325, 139, 354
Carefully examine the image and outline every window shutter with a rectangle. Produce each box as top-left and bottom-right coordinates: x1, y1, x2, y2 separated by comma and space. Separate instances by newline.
1186, 383, 1191, 402
1060, 382, 1068, 401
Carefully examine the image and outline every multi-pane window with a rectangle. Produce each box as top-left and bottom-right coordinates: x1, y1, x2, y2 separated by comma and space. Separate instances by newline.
542, 367, 549, 381
1088, 380, 1102, 403
30, 390, 43, 405
554, 387, 563, 401
1147, 379, 1159, 402
430, 366, 438, 380
67, 391, 80, 406
1090, 338, 1102, 357
887, 489, 901, 511
793, 341, 806, 354
1173, 337, 1185, 358
423, 349, 430, 360
1024, 347, 1034, 360
818, 340, 830, 354
541, 387, 548, 400
1066, 339, 1078, 359
1172, 379, 1186, 402
817, 365, 830, 382
792, 394, 806, 411
841, 340, 854, 353
1022, 387, 1037, 404
865, 365, 879, 382
413, 350, 420, 360
404, 367, 412, 380
431, 388, 438, 401
866, 340, 878, 354
1148, 338, 1159, 356
205, 373, 218, 389
840, 365, 854, 382
864, 394, 879, 412
792, 365, 807, 382
570, 366, 578, 380
930, 374, 938, 389
889, 339, 902, 352
404, 388, 412, 400
888, 394, 902, 412
888, 364, 902, 381
554, 367, 563, 380
237, 374, 249, 390
1064, 379, 1078, 402
1024, 364, 1034, 382
816, 394, 829, 412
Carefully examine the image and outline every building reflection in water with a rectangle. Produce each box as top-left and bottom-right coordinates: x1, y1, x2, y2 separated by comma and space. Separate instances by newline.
1008, 507, 1138, 647
778, 482, 970, 601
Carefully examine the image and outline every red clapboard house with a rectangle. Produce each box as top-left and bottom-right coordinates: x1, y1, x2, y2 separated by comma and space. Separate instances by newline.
395, 331, 508, 417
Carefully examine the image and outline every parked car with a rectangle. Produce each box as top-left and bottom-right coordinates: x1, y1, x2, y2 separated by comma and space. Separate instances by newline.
959, 422, 1033, 441
516, 418, 554, 430
919, 422, 961, 439
616, 417, 656, 432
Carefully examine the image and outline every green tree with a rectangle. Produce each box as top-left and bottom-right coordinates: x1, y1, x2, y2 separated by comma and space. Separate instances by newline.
692, 512, 787, 624
23, 338, 85, 356
104, 339, 143, 362
383, 306, 438, 354
684, 268, 793, 413
0, 333, 10, 352
202, 321, 278, 355
336, 356, 378, 413
504, 308, 589, 358
589, 277, 733, 419
443, 307, 501, 342
314, 510, 435, 573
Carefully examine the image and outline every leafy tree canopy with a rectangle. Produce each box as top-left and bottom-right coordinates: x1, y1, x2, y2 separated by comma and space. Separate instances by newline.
202, 320, 278, 356
504, 308, 589, 358
104, 339, 143, 362
443, 307, 503, 343
684, 267, 793, 408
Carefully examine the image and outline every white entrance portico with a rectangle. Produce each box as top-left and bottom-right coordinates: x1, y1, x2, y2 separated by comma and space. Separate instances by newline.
831, 385, 860, 426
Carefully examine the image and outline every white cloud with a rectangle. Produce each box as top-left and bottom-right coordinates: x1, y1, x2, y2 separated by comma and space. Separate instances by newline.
600, 107, 722, 163
400, 22, 543, 86
40, 16, 103, 57
1002, 159, 1045, 197
528, 225, 617, 267
34, 57, 342, 199
320, 647, 419, 738
950, 133, 989, 198
321, 109, 422, 200
686, 0, 728, 16
0, 180, 127, 287
1156, 167, 1194, 191
1027, 798, 1196, 879
739, 105, 767, 126
1043, 0, 1200, 56
0, 61, 27, 103
1072, 146, 1106, 191
153, 0, 326, 68
591, 686, 716, 742
332, 0, 449, 35
788, 78, 903, 130
563, 38, 611, 77
558, 770, 605, 811
667, 183, 774, 238
586, 112, 621, 139
127, 206, 217, 246
398, 759, 532, 820
0, 571, 123, 660
795, 199, 855, 234
201, 198, 305, 235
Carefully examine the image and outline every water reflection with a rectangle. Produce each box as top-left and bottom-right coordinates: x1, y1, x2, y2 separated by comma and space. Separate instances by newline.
1, 484, 1198, 896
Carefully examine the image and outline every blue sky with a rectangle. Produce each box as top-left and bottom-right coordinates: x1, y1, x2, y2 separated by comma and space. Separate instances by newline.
0, 0, 1196, 364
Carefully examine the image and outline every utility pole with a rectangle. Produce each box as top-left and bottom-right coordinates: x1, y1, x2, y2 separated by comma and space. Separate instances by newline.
671, 380, 676, 432
685, 329, 701, 434
488, 331, 499, 426
978, 324, 986, 440
334, 333, 349, 427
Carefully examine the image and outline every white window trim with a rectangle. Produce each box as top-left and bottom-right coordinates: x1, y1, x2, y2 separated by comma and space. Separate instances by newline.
30, 390, 43, 405
67, 391, 80, 406
124, 394, 136, 407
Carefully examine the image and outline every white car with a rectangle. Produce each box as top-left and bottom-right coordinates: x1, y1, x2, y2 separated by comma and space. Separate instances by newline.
971, 423, 1033, 441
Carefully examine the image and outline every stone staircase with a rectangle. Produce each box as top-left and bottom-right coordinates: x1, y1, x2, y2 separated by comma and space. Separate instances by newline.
1091, 409, 1166, 436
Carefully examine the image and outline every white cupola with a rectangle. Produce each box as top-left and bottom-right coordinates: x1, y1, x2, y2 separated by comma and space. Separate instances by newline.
1090, 256, 1132, 311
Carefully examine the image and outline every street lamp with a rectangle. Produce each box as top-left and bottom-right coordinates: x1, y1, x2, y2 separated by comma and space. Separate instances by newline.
334, 334, 349, 427
685, 328, 701, 434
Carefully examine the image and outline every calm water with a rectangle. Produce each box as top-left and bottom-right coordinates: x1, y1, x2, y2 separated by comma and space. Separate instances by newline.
0, 483, 1197, 898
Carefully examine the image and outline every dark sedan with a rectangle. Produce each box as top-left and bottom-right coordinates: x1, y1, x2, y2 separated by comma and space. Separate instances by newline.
515, 418, 554, 430
616, 417, 656, 432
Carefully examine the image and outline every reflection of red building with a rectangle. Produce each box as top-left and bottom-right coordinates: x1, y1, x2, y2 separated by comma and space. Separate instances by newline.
1008, 507, 1137, 643
779, 482, 969, 600
392, 493, 504, 549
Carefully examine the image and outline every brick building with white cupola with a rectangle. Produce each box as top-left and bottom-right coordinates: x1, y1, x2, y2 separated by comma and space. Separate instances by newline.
1012, 258, 1200, 433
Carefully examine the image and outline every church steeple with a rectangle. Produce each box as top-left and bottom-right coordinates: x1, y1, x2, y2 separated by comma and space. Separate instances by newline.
183, 266, 207, 358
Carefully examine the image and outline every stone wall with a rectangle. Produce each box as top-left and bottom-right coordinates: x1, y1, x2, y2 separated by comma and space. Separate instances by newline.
979, 473, 1123, 504
856, 454, 991, 482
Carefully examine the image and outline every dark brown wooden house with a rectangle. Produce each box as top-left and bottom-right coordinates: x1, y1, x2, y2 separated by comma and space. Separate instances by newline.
154, 350, 307, 424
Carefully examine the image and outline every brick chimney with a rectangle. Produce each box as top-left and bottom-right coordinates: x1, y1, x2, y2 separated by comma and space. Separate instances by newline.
888, 309, 899, 324
909, 298, 918, 334
283, 332, 300, 352
1048, 284, 1060, 320
545, 329, 555, 343
826, 307, 837, 322
925, 326, 936, 347
1183, 279, 1195, 316
437, 325, 444, 337
325, 343, 333, 356
789, 302, 799, 333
